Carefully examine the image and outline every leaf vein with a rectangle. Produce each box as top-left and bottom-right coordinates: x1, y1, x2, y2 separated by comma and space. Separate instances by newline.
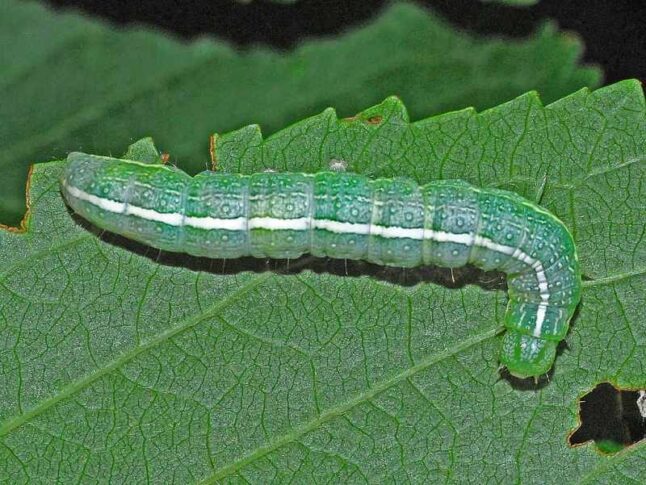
198, 327, 499, 483
0, 272, 273, 438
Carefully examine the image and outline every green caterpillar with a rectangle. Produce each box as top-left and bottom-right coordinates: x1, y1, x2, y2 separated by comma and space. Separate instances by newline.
60, 152, 581, 379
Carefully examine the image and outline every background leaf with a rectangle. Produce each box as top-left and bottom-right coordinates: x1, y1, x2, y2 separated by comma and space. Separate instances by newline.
0, 0, 600, 225
0, 81, 643, 483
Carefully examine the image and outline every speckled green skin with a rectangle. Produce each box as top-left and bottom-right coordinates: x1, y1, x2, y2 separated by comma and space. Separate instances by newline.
61, 153, 582, 379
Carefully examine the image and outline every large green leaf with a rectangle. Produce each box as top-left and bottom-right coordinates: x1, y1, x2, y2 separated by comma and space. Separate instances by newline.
0, 0, 599, 225
0, 81, 643, 483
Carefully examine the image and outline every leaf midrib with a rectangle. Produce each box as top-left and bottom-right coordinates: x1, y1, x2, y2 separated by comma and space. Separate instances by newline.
0, 250, 505, 476
0, 270, 273, 437
0, 259, 640, 485
0, 202, 642, 479
0, 222, 641, 437
199, 326, 501, 484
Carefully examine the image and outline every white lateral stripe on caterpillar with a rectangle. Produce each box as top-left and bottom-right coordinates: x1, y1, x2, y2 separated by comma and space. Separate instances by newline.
63, 181, 550, 336
249, 217, 311, 231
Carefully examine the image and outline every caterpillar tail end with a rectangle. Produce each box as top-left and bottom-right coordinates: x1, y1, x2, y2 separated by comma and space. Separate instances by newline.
500, 331, 558, 379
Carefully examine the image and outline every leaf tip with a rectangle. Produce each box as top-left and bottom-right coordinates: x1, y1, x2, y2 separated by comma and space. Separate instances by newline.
123, 137, 163, 164
351, 95, 409, 126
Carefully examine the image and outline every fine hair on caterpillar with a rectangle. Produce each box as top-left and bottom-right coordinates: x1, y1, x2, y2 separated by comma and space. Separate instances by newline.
67, 211, 508, 291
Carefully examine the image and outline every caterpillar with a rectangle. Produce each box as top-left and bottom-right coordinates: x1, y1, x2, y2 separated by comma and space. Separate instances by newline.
60, 152, 582, 379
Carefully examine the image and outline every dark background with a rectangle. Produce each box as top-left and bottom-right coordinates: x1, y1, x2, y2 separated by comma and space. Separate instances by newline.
44, 0, 646, 85
41, 0, 645, 451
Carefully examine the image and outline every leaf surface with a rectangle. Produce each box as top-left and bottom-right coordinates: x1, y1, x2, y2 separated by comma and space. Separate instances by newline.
0, 81, 644, 483
0, 0, 600, 224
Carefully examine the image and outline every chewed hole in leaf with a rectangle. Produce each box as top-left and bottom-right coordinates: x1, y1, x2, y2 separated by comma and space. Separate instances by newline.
569, 383, 646, 454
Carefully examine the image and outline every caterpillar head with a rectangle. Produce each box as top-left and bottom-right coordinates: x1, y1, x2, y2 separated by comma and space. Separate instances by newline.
499, 331, 557, 379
